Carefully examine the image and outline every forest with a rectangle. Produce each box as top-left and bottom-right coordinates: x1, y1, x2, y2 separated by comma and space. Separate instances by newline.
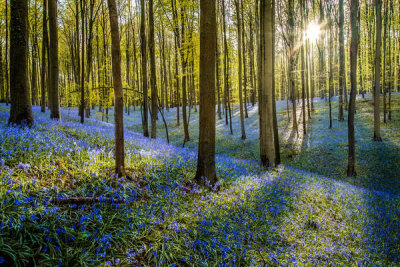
0, 0, 400, 265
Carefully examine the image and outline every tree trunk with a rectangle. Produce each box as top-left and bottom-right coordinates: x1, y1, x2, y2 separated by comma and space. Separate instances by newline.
235, 0, 246, 140
328, 24, 333, 129
300, 0, 306, 135
288, 0, 297, 133
249, 10, 256, 107
149, 0, 157, 139
259, 0, 276, 166
180, 5, 190, 142
222, 0, 232, 133
107, 0, 124, 176
374, 0, 382, 141
79, 0, 85, 123
195, 0, 217, 187
48, 0, 60, 120
338, 0, 345, 121
5, 0, 9, 105
319, 0, 325, 100
347, 0, 359, 177
241, 1, 248, 119
41, 0, 48, 112
216, 33, 222, 120
0, 34, 3, 102
140, 0, 149, 137
9, 0, 34, 125
31, 2, 39, 107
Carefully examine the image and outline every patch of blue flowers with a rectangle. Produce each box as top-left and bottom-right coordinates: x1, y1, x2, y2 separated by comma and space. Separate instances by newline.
0, 98, 399, 266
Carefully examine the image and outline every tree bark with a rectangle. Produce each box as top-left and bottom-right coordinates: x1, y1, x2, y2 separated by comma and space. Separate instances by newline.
288, 0, 297, 132
41, 0, 48, 112
195, 0, 217, 187
107, 0, 125, 176
347, 0, 359, 177
49, 0, 60, 120
260, 0, 277, 166
235, 0, 246, 140
180, 5, 190, 142
374, 0, 382, 141
338, 0, 345, 121
140, 0, 149, 137
9, 0, 34, 126
149, 0, 157, 139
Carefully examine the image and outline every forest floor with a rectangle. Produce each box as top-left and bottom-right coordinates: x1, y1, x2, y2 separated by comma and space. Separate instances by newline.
0, 94, 399, 266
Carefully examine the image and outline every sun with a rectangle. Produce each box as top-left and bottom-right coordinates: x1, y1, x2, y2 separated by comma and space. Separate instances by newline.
306, 22, 321, 43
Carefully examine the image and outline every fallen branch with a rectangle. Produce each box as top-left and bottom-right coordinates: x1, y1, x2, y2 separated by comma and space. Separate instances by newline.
51, 197, 126, 205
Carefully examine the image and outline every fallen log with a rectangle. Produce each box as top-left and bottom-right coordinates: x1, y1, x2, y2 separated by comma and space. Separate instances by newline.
51, 197, 126, 205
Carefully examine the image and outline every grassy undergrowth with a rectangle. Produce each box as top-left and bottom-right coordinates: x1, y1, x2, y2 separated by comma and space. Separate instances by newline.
0, 95, 399, 266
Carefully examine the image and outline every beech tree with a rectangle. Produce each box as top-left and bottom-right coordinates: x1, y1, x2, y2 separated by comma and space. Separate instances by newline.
149, 0, 157, 139
347, 0, 359, 177
49, 0, 60, 120
259, 0, 276, 166
374, 0, 382, 141
195, 0, 217, 186
107, 0, 125, 176
9, 0, 34, 126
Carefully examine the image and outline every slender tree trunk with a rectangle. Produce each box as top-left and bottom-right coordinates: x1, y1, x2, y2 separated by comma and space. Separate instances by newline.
79, 0, 85, 123
241, 1, 248, 119
31, 2, 39, 106
288, 0, 297, 132
180, 6, 190, 142
347, 0, 359, 177
140, 0, 149, 137
249, 10, 256, 107
85, 0, 95, 119
49, 0, 60, 120
305, 40, 311, 120
216, 34, 222, 119
374, 0, 382, 141
328, 24, 333, 129
222, 0, 232, 133
149, 0, 157, 139
319, 0, 325, 100
338, 0, 345, 121
107, 0, 124, 176
195, 0, 217, 187
271, 0, 279, 165
300, 0, 306, 135
235, 0, 246, 140
5, 0, 9, 105
9, 0, 34, 125
41, 0, 48, 112
222, 0, 228, 126
0, 33, 3, 102
388, 0, 393, 121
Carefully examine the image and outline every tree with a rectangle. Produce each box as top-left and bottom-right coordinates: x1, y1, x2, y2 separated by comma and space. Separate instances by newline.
41, 0, 48, 113
48, 0, 60, 120
288, 0, 297, 133
8, 0, 34, 126
234, 0, 246, 140
347, 0, 359, 177
259, 0, 276, 167
373, 0, 382, 141
149, 0, 157, 139
140, 0, 149, 137
338, 0, 345, 121
221, 0, 233, 134
79, 0, 85, 123
195, 0, 217, 187
180, 3, 190, 142
107, 0, 125, 176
